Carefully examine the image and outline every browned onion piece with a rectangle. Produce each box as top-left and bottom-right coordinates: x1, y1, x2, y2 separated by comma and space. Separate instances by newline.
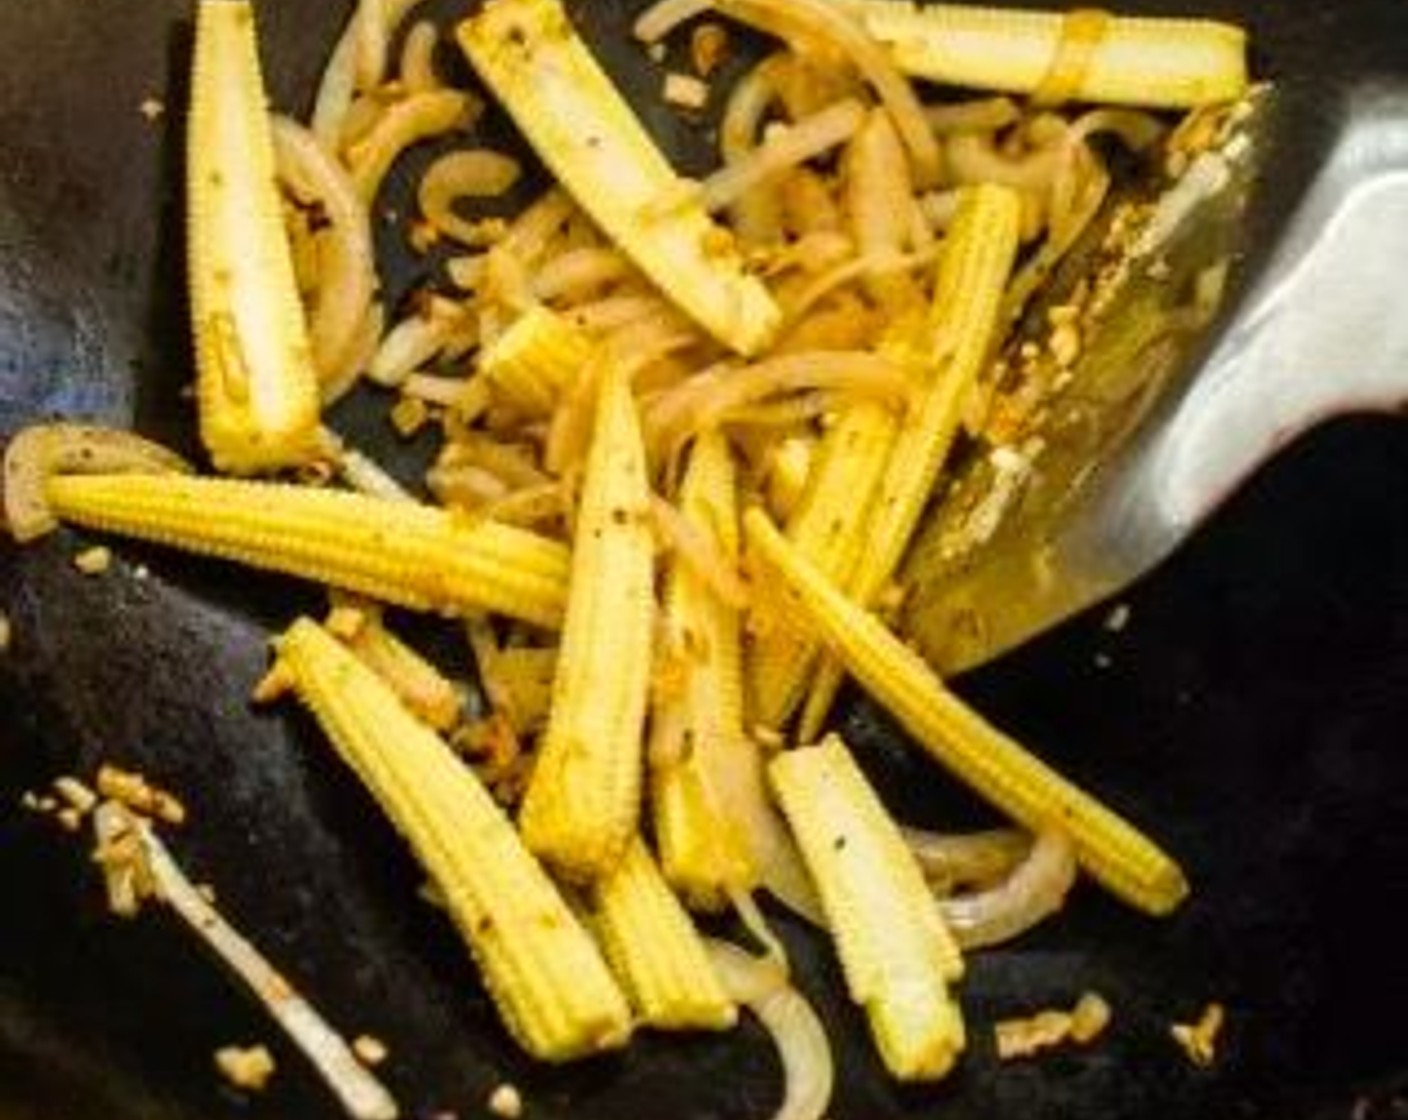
4, 424, 191, 543
902, 826, 1032, 893
417, 150, 523, 247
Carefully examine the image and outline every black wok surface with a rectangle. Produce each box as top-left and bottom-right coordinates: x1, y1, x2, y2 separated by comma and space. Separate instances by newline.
1, 1, 1405, 1117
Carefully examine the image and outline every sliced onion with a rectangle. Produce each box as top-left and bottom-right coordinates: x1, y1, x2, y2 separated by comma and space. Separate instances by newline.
778, 168, 844, 238
719, 53, 793, 245
417, 150, 523, 247
367, 297, 468, 387
634, 0, 713, 41
650, 494, 748, 608
346, 90, 477, 203
532, 247, 634, 305
712, 0, 943, 186
700, 99, 866, 214
938, 830, 1078, 949
945, 131, 1065, 192
3, 424, 191, 543
353, 0, 389, 92
925, 96, 1021, 136
781, 245, 937, 325
705, 939, 833, 1120
843, 107, 924, 311
322, 301, 386, 405
902, 826, 1032, 893
760, 231, 854, 278
399, 19, 441, 93
312, 0, 425, 148
272, 116, 377, 388
496, 188, 576, 266
645, 351, 913, 468
317, 427, 414, 503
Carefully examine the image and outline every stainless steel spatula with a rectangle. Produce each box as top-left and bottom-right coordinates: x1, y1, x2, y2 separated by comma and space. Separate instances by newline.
903, 84, 1408, 675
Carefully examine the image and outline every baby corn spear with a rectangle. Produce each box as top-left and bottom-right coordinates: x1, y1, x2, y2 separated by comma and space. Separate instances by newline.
42, 471, 568, 628
267, 618, 632, 1062
189, 0, 321, 473
457, 0, 780, 356
591, 836, 738, 1031
745, 506, 1189, 917
771, 735, 965, 1081
845, 2, 1248, 109
518, 358, 656, 882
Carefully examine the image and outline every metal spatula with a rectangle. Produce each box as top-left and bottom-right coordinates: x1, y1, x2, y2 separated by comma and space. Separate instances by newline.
902, 84, 1408, 675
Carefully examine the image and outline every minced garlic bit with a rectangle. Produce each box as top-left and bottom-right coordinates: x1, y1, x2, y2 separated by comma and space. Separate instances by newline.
352, 1034, 389, 1067
390, 395, 431, 438
54, 776, 99, 815
690, 23, 729, 78
995, 1009, 1072, 1060
215, 1044, 277, 1092
1103, 603, 1132, 633
1171, 1002, 1225, 1068
139, 97, 166, 122
487, 1082, 524, 1119
95, 764, 187, 826
1069, 991, 1113, 1045
663, 72, 710, 111
995, 991, 1113, 1060
73, 546, 113, 575
0, 610, 11, 653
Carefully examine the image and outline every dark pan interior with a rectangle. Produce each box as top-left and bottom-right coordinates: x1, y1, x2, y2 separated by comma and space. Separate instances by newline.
1, 1, 1406, 1118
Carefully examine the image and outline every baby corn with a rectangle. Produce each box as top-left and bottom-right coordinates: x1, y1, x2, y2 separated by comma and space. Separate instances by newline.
479, 306, 595, 418
771, 735, 965, 1081
652, 431, 758, 909
44, 473, 568, 628
189, 0, 321, 473
847, 2, 1248, 109
745, 507, 1189, 917
457, 0, 781, 355
800, 184, 1021, 737
518, 360, 655, 882
271, 618, 632, 1061
592, 836, 738, 1031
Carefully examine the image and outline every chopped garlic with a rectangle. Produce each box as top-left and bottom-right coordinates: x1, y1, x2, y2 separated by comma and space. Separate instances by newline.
1171, 1002, 1225, 1068
1069, 992, 1113, 1044
663, 72, 709, 111
54, 776, 98, 815
0, 610, 11, 652
352, 1034, 389, 1067
995, 1009, 1072, 1060
73, 546, 112, 575
95, 765, 187, 826
215, 1044, 277, 1092
139, 97, 166, 122
690, 23, 729, 77
488, 1082, 524, 1119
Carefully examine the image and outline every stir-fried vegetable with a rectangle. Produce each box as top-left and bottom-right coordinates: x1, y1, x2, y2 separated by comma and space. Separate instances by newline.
3, 0, 1256, 1108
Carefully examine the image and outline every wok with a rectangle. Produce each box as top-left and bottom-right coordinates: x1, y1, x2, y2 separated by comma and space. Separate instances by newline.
0, 1, 1405, 1117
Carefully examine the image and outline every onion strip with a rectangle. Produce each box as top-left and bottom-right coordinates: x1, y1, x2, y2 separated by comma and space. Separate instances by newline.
399, 19, 441, 94
902, 826, 1032, 893
705, 939, 833, 1120
346, 90, 477, 203
645, 351, 913, 468
938, 830, 1078, 949
700, 99, 866, 214
710, 0, 943, 186
311, 0, 424, 147
417, 150, 523, 246
272, 116, 377, 388
3, 425, 191, 543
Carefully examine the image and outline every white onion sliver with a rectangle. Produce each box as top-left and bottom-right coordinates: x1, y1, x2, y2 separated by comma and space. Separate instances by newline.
272, 116, 377, 385
902, 825, 1032, 892
700, 99, 866, 214
705, 939, 833, 1120
938, 829, 1078, 949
